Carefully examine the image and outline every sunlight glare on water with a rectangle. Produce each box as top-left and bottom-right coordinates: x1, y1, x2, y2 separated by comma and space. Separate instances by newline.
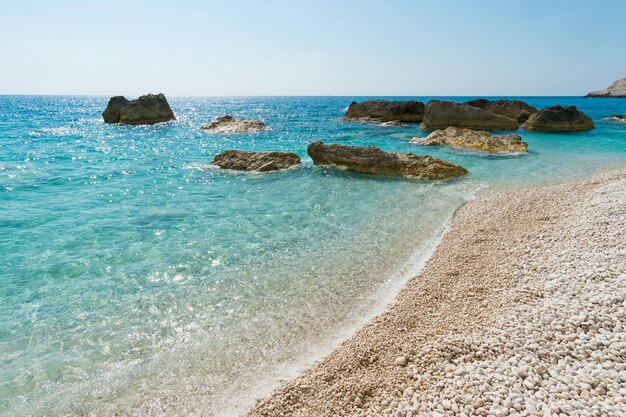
0, 95, 625, 415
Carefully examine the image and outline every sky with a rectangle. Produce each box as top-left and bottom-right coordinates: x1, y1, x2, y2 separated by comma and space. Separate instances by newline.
0, 0, 625, 96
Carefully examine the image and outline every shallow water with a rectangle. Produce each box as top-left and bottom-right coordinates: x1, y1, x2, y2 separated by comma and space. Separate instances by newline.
0, 96, 625, 415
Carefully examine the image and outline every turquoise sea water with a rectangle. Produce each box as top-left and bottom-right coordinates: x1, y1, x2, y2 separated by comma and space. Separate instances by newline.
1, 96, 625, 416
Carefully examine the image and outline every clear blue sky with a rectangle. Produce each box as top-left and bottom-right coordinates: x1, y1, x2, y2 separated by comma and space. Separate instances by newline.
1, 0, 624, 96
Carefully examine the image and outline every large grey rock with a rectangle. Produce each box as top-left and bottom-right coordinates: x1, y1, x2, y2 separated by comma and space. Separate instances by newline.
466, 99, 538, 122
343, 100, 425, 123
522, 106, 594, 132
102, 93, 176, 125
586, 78, 626, 98
413, 127, 528, 153
307, 141, 467, 180
201, 115, 266, 133
212, 150, 300, 172
102, 96, 130, 123
421, 100, 518, 131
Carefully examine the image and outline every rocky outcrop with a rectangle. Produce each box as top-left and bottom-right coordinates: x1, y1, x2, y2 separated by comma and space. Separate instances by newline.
343, 100, 425, 123
586, 78, 626, 98
102, 93, 176, 125
102, 96, 130, 123
413, 127, 528, 153
466, 99, 538, 122
201, 115, 267, 133
307, 141, 467, 180
605, 114, 626, 122
212, 150, 300, 172
522, 106, 594, 132
421, 100, 518, 131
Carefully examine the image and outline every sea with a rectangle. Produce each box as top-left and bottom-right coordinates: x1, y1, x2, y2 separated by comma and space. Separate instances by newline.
1, 96, 625, 416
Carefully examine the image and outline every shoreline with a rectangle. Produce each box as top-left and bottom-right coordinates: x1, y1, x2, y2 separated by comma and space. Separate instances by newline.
219, 184, 471, 417
243, 168, 626, 416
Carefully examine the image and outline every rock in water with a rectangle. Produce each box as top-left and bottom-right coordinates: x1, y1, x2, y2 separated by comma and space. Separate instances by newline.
201, 115, 267, 133
585, 77, 626, 98
343, 100, 425, 123
466, 99, 538, 122
421, 100, 518, 131
605, 114, 626, 122
307, 141, 467, 180
414, 127, 528, 153
102, 93, 176, 125
212, 150, 300, 172
522, 105, 594, 131
102, 96, 130, 123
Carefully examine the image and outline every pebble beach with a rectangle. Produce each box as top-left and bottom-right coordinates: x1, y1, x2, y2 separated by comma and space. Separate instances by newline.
245, 169, 626, 417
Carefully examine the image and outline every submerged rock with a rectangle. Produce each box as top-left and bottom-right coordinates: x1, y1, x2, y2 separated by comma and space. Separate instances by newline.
201, 115, 267, 133
605, 114, 626, 122
413, 127, 528, 153
307, 141, 467, 180
586, 77, 626, 98
421, 100, 518, 131
343, 100, 425, 123
466, 99, 538, 122
212, 150, 300, 172
102, 93, 176, 125
522, 106, 594, 131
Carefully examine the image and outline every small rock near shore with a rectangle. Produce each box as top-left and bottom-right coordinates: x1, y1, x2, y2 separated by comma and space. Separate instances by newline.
212, 150, 300, 172
201, 115, 267, 133
343, 100, 425, 123
307, 141, 467, 180
414, 127, 528, 153
605, 114, 626, 122
522, 105, 594, 131
394, 355, 408, 366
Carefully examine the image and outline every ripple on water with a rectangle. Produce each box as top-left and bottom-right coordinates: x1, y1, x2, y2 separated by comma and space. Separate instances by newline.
0, 95, 625, 415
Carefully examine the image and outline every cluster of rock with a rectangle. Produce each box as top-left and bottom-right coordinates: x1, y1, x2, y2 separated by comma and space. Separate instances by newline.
201, 115, 267, 133
523, 105, 594, 131
414, 127, 528, 153
342, 100, 425, 123
210, 142, 468, 179
99, 92, 606, 177
212, 150, 300, 172
343, 98, 595, 134
586, 77, 626, 98
102, 93, 176, 125
307, 142, 467, 180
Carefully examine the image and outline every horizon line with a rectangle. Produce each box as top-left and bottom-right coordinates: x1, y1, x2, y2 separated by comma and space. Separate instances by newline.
0, 93, 592, 98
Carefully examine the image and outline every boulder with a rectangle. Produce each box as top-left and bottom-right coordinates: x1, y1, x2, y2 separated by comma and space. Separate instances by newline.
586, 78, 626, 98
102, 93, 176, 125
413, 127, 528, 153
466, 99, 538, 122
307, 141, 467, 180
421, 100, 518, 131
605, 114, 626, 122
201, 115, 267, 133
212, 150, 300, 172
343, 100, 425, 123
102, 96, 130, 123
522, 106, 594, 131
